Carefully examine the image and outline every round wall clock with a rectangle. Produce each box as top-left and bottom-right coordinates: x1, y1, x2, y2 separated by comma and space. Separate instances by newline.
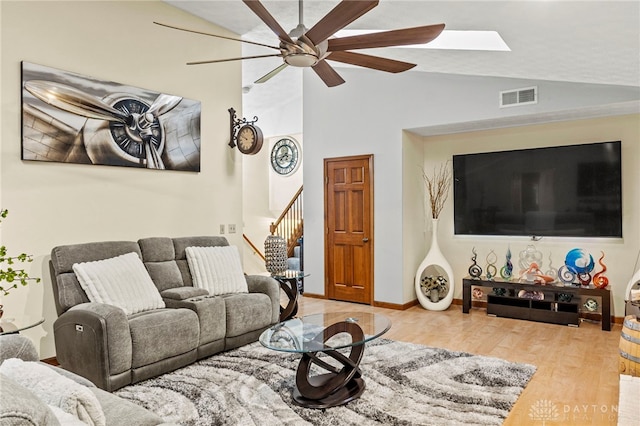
270, 137, 300, 175
237, 124, 263, 155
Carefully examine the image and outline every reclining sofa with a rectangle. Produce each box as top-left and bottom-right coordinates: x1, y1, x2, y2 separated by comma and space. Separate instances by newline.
49, 236, 280, 392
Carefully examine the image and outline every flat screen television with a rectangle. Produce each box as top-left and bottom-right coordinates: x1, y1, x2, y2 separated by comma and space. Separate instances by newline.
453, 141, 622, 238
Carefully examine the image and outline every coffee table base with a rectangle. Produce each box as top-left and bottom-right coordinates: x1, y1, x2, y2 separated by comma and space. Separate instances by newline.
292, 376, 365, 409
292, 321, 366, 408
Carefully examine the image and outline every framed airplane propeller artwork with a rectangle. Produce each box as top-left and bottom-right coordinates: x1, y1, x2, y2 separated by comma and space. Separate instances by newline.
21, 61, 201, 172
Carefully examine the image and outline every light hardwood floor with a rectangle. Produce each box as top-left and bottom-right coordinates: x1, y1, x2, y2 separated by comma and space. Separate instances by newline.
296, 296, 623, 426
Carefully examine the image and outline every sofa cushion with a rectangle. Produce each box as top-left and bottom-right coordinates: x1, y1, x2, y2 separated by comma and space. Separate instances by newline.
73, 252, 165, 315
186, 246, 248, 296
128, 308, 199, 368
223, 293, 273, 338
139, 237, 184, 292
50, 241, 142, 315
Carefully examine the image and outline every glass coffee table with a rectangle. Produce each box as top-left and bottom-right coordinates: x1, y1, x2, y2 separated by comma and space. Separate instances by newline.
259, 312, 391, 408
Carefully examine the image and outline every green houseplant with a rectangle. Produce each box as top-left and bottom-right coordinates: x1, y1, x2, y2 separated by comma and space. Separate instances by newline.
0, 209, 40, 296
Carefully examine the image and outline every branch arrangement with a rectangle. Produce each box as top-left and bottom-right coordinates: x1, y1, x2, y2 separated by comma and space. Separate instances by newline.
0, 209, 40, 296
423, 163, 452, 219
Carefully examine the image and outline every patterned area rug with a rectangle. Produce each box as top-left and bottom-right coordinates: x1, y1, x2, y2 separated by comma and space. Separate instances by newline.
115, 339, 536, 425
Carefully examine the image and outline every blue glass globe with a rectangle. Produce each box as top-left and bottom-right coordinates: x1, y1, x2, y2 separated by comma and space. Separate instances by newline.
564, 248, 595, 274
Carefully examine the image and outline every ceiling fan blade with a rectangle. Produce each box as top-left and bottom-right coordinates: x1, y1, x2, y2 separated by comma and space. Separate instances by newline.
328, 24, 445, 51
242, 0, 293, 43
305, 0, 379, 45
311, 60, 345, 87
154, 22, 280, 51
255, 63, 289, 84
187, 54, 282, 65
326, 51, 415, 73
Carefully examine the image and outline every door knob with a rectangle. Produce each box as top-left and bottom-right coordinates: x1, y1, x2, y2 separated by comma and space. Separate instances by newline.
362, 237, 369, 242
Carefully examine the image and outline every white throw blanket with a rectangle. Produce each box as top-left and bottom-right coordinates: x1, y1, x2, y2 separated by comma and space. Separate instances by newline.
0, 358, 105, 426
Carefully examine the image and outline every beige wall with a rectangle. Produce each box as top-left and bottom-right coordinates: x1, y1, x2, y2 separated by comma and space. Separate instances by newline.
1, 1, 243, 357
410, 114, 640, 317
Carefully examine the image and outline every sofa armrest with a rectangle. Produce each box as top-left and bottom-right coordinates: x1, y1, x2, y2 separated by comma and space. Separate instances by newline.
54, 303, 132, 391
245, 275, 280, 324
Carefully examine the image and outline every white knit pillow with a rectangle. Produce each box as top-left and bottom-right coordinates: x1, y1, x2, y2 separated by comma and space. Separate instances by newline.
72, 252, 165, 315
186, 245, 248, 296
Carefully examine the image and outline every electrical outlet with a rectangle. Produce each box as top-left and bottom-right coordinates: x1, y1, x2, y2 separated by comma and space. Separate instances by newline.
228, 224, 236, 234
219, 224, 225, 234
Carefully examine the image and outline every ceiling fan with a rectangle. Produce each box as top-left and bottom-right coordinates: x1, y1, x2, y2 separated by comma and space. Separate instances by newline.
155, 0, 445, 87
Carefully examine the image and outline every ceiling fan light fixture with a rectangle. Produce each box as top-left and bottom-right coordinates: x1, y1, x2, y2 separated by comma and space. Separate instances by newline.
284, 53, 319, 67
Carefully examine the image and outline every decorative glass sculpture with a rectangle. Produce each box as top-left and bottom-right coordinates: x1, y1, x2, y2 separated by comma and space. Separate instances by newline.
500, 247, 513, 280
518, 244, 543, 272
492, 287, 506, 296
564, 248, 595, 287
592, 251, 609, 289
545, 253, 558, 283
264, 235, 288, 274
518, 290, 544, 300
485, 250, 498, 280
558, 293, 573, 303
558, 265, 577, 286
468, 247, 482, 279
583, 298, 599, 312
564, 248, 595, 274
472, 287, 484, 299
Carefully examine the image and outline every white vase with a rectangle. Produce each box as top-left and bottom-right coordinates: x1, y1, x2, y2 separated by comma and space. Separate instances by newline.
415, 218, 454, 311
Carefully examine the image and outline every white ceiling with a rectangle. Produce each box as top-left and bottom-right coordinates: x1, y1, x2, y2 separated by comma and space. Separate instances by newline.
164, 0, 640, 88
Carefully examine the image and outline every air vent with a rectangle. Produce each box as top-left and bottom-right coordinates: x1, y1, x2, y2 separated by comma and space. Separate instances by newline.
499, 86, 538, 108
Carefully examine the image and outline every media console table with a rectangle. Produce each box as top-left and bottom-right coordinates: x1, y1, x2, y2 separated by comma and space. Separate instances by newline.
462, 278, 611, 331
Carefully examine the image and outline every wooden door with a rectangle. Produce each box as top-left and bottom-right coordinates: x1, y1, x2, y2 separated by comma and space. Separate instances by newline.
324, 155, 373, 304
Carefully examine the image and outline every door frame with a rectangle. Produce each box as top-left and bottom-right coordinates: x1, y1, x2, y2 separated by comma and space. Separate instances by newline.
323, 154, 375, 305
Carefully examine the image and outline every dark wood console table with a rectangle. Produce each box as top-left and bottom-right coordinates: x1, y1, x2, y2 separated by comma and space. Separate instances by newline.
462, 278, 611, 331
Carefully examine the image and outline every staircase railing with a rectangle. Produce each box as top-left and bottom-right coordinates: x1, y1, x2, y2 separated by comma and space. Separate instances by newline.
242, 234, 265, 262
270, 185, 303, 257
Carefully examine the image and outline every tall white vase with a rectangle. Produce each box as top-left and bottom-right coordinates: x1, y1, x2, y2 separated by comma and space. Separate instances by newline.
415, 218, 454, 311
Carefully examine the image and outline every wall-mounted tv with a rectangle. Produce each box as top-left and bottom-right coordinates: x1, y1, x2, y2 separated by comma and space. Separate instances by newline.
453, 141, 622, 238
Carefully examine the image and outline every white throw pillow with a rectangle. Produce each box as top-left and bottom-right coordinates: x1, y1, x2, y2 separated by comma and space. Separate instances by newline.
73, 252, 165, 315
186, 245, 248, 296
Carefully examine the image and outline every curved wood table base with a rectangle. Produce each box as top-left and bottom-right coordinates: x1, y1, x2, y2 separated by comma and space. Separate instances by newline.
278, 278, 299, 321
293, 321, 365, 408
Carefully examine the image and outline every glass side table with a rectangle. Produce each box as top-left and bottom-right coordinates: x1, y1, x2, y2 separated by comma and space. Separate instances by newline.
0, 316, 44, 335
271, 270, 309, 321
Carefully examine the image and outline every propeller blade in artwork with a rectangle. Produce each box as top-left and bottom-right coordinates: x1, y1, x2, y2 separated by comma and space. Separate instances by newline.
24, 80, 129, 123
304, 0, 378, 45
326, 51, 416, 73
311, 60, 346, 87
328, 24, 445, 51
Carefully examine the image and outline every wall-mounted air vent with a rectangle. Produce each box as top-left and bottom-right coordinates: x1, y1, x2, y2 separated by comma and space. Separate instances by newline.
499, 86, 538, 108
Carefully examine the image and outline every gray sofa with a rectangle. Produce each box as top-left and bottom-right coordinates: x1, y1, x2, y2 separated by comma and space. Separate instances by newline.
49, 236, 279, 392
0, 334, 169, 426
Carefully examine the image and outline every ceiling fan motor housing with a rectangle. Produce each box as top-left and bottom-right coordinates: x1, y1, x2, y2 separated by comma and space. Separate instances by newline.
281, 36, 327, 67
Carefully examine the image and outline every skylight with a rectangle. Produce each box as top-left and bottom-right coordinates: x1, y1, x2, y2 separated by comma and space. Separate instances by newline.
335, 30, 510, 52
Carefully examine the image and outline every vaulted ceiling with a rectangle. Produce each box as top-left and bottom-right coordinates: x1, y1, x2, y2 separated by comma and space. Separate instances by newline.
164, 0, 639, 89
